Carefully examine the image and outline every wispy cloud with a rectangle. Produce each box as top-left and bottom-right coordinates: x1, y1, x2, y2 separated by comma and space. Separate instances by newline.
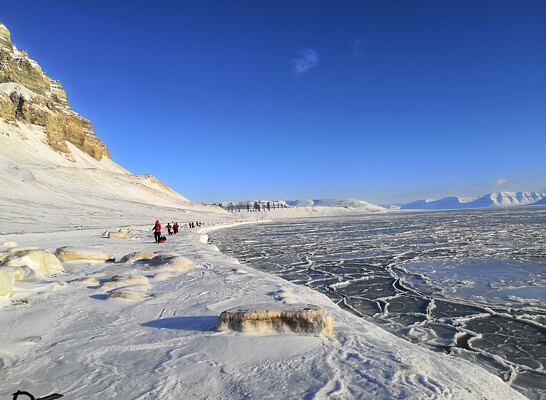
349, 38, 364, 57
495, 177, 508, 185
292, 48, 319, 75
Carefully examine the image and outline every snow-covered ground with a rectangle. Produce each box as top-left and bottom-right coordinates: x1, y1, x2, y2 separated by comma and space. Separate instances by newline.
0, 221, 526, 399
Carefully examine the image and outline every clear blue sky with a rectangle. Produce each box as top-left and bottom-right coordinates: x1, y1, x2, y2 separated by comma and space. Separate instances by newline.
2, 1, 545, 203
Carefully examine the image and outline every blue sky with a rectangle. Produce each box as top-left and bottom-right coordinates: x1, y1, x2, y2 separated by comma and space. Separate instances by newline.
2, 1, 545, 203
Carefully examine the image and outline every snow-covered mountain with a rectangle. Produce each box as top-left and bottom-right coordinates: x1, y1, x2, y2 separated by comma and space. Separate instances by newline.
287, 199, 386, 212
0, 23, 224, 232
401, 192, 546, 210
529, 196, 546, 206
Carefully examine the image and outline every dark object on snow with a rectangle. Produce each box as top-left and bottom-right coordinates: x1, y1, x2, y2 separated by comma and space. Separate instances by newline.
12, 390, 63, 400
159, 236, 167, 243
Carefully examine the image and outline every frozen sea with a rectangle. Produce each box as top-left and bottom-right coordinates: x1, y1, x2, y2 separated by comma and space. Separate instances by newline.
211, 207, 546, 399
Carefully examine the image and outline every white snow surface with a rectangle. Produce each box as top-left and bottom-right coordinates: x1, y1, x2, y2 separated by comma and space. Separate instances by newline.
0, 224, 525, 399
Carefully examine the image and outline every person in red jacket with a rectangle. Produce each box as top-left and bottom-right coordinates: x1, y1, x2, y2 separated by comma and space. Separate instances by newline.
152, 220, 162, 243
167, 223, 173, 235
173, 222, 179, 234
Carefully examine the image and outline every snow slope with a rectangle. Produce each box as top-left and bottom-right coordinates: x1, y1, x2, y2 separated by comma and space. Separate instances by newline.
401, 192, 546, 210
0, 119, 228, 232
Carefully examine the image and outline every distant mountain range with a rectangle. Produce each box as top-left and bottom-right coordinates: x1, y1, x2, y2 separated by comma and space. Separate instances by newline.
400, 192, 546, 210
287, 192, 546, 213
287, 199, 386, 212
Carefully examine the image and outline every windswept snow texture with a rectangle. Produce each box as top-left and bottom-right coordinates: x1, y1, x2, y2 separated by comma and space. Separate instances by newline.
211, 207, 546, 399
402, 192, 546, 210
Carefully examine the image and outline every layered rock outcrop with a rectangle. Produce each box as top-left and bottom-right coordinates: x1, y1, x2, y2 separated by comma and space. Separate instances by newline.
0, 23, 109, 160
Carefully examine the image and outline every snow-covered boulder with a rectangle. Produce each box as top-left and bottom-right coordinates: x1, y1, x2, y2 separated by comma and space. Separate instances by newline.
0, 270, 14, 297
108, 284, 150, 301
55, 247, 114, 262
1, 249, 64, 277
217, 304, 334, 336
120, 251, 155, 263
150, 253, 195, 272
108, 231, 128, 240
0, 266, 34, 281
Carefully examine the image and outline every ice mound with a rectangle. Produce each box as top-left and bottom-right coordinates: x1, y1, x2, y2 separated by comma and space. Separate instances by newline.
55, 247, 115, 262
107, 231, 129, 240
217, 304, 334, 336
1, 249, 64, 277
0, 270, 14, 297
150, 253, 195, 272
2, 241, 17, 248
120, 251, 155, 263
108, 284, 150, 301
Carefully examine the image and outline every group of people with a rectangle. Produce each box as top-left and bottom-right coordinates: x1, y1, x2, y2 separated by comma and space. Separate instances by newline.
166, 222, 180, 235
152, 219, 204, 243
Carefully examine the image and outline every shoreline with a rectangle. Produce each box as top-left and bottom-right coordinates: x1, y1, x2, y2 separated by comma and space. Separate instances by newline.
0, 221, 526, 399
196, 221, 528, 399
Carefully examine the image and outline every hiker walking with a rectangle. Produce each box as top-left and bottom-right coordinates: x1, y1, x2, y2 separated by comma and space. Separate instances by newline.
167, 222, 173, 235
173, 222, 179, 234
152, 220, 162, 243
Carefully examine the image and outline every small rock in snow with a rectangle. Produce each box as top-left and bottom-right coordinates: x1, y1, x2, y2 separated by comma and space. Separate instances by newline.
217, 304, 334, 336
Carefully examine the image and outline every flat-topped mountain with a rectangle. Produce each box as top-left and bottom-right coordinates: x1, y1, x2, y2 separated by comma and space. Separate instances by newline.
0, 23, 109, 160
0, 23, 224, 231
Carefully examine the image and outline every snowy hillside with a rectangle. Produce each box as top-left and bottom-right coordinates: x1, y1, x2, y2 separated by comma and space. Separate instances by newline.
287, 198, 386, 212
401, 192, 546, 210
0, 23, 227, 233
0, 119, 226, 232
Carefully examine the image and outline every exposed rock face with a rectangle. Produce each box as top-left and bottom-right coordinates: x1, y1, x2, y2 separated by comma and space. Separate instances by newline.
0, 23, 109, 160
217, 304, 334, 336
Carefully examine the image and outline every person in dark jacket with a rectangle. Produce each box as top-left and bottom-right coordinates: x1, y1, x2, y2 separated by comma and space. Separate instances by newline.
152, 220, 162, 243
167, 223, 173, 235
173, 222, 179, 234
